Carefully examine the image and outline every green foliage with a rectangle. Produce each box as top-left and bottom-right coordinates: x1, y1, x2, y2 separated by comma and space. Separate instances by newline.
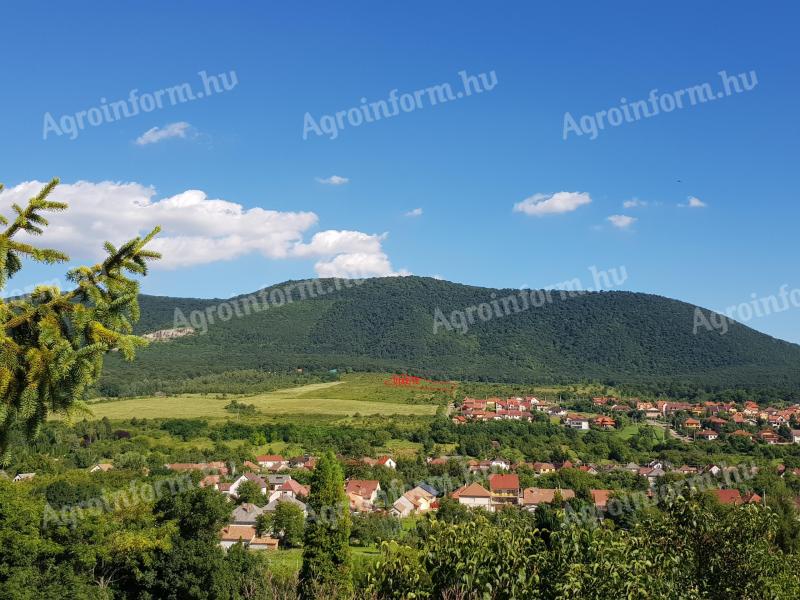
102, 277, 800, 400
299, 451, 352, 599
235, 480, 266, 506
350, 512, 401, 546
0, 178, 159, 463
261, 500, 306, 548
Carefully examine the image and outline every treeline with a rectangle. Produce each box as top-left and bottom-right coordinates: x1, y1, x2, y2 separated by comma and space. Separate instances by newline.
92, 368, 339, 398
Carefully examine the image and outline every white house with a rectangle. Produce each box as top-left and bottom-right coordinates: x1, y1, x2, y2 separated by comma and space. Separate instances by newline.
222, 473, 268, 499
256, 455, 288, 471
13, 472, 35, 482
565, 415, 590, 430
451, 482, 493, 511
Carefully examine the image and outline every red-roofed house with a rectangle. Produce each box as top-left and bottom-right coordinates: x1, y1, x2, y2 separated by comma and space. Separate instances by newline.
488, 473, 520, 506
346, 480, 381, 511
521, 487, 575, 508
590, 489, 612, 510
451, 482, 493, 511
711, 489, 743, 505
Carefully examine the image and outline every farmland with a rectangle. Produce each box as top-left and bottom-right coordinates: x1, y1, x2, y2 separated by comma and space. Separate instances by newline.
83, 375, 444, 421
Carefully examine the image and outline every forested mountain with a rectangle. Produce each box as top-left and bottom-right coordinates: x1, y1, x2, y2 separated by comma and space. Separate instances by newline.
100, 276, 800, 397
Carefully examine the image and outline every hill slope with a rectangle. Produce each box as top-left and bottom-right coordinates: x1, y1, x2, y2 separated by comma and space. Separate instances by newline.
100, 276, 800, 395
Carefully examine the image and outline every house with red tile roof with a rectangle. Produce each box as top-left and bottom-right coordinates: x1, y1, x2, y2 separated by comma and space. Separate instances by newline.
710, 489, 743, 505
593, 416, 616, 429
451, 482, 493, 511
346, 479, 381, 511
590, 489, 612, 510
521, 487, 575, 508
488, 473, 520, 506
219, 525, 279, 551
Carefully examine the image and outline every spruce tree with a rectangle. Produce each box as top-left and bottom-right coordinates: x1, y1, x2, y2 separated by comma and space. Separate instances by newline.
299, 450, 353, 599
0, 178, 160, 463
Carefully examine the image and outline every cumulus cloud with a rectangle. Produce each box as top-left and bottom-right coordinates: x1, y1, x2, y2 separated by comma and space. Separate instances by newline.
135, 122, 193, 145
607, 214, 637, 229
513, 191, 591, 217
315, 175, 349, 185
679, 196, 707, 208
404, 208, 423, 217
623, 199, 647, 208
0, 180, 405, 277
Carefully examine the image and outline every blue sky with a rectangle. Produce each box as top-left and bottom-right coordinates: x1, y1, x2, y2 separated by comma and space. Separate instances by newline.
2, 2, 799, 342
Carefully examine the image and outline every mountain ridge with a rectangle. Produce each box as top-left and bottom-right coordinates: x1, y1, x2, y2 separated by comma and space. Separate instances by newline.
100, 276, 800, 397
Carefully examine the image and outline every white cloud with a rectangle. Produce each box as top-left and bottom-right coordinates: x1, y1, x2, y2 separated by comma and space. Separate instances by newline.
0, 180, 405, 277
513, 191, 591, 217
315, 175, 349, 185
607, 214, 637, 229
680, 196, 707, 208
404, 208, 423, 217
623, 199, 647, 208
314, 253, 410, 279
135, 122, 193, 146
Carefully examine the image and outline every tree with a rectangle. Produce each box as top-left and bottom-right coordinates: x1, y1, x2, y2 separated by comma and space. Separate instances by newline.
298, 451, 352, 599
266, 500, 305, 548
235, 480, 265, 506
0, 178, 160, 463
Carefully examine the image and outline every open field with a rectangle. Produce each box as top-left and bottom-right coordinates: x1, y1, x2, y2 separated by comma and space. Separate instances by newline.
83, 379, 439, 421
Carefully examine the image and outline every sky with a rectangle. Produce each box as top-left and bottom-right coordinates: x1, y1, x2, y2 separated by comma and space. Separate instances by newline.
1, 2, 799, 342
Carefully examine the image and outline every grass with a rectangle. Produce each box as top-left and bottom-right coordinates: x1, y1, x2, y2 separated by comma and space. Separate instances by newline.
83, 378, 439, 421
262, 545, 380, 578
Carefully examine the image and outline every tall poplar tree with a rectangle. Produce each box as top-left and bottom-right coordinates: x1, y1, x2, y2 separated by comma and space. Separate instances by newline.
299, 450, 353, 599
0, 178, 160, 463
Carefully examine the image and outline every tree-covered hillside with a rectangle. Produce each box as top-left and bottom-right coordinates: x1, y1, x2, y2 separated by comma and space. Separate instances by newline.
100, 276, 800, 397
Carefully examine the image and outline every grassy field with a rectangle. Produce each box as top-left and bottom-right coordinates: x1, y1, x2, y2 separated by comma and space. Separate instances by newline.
84, 378, 439, 421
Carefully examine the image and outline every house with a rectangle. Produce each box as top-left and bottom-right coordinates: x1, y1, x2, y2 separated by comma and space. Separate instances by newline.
256, 455, 288, 471
732, 430, 753, 440
346, 480, 381, 511
390, 486, 435, 517
684, 418, 701, 430
451, 482, 493, 511
565, 414, 590, 430
710, 489, 743, 506
593, 416, 616, 429
219, 525, 279, 551
638, 466, 665, 487
706, 416, 728, 430
489, 458, 511, 471
532, 462, 556, 475
590, 489, 612, 510
243, 460, 261, 472
267, 474, 292, 491
742, 491, 762, 504
791, 430, 800, 444
200, 474, 221, 489
264, 495, 308, 516
675, 465, 698, 476
377, 456, 396, 469
521, 487, 575, 509
288, 455, 317, 470
576, 465, 599, 475
488, 473, 520, 506
759, 430, 780, 445
697, 429, 718, 441
279, 478, 310, 499
231, 503, 267, 525
223, 473, 268, 499
13, 472, 35, 482
89, 463, 114, 473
